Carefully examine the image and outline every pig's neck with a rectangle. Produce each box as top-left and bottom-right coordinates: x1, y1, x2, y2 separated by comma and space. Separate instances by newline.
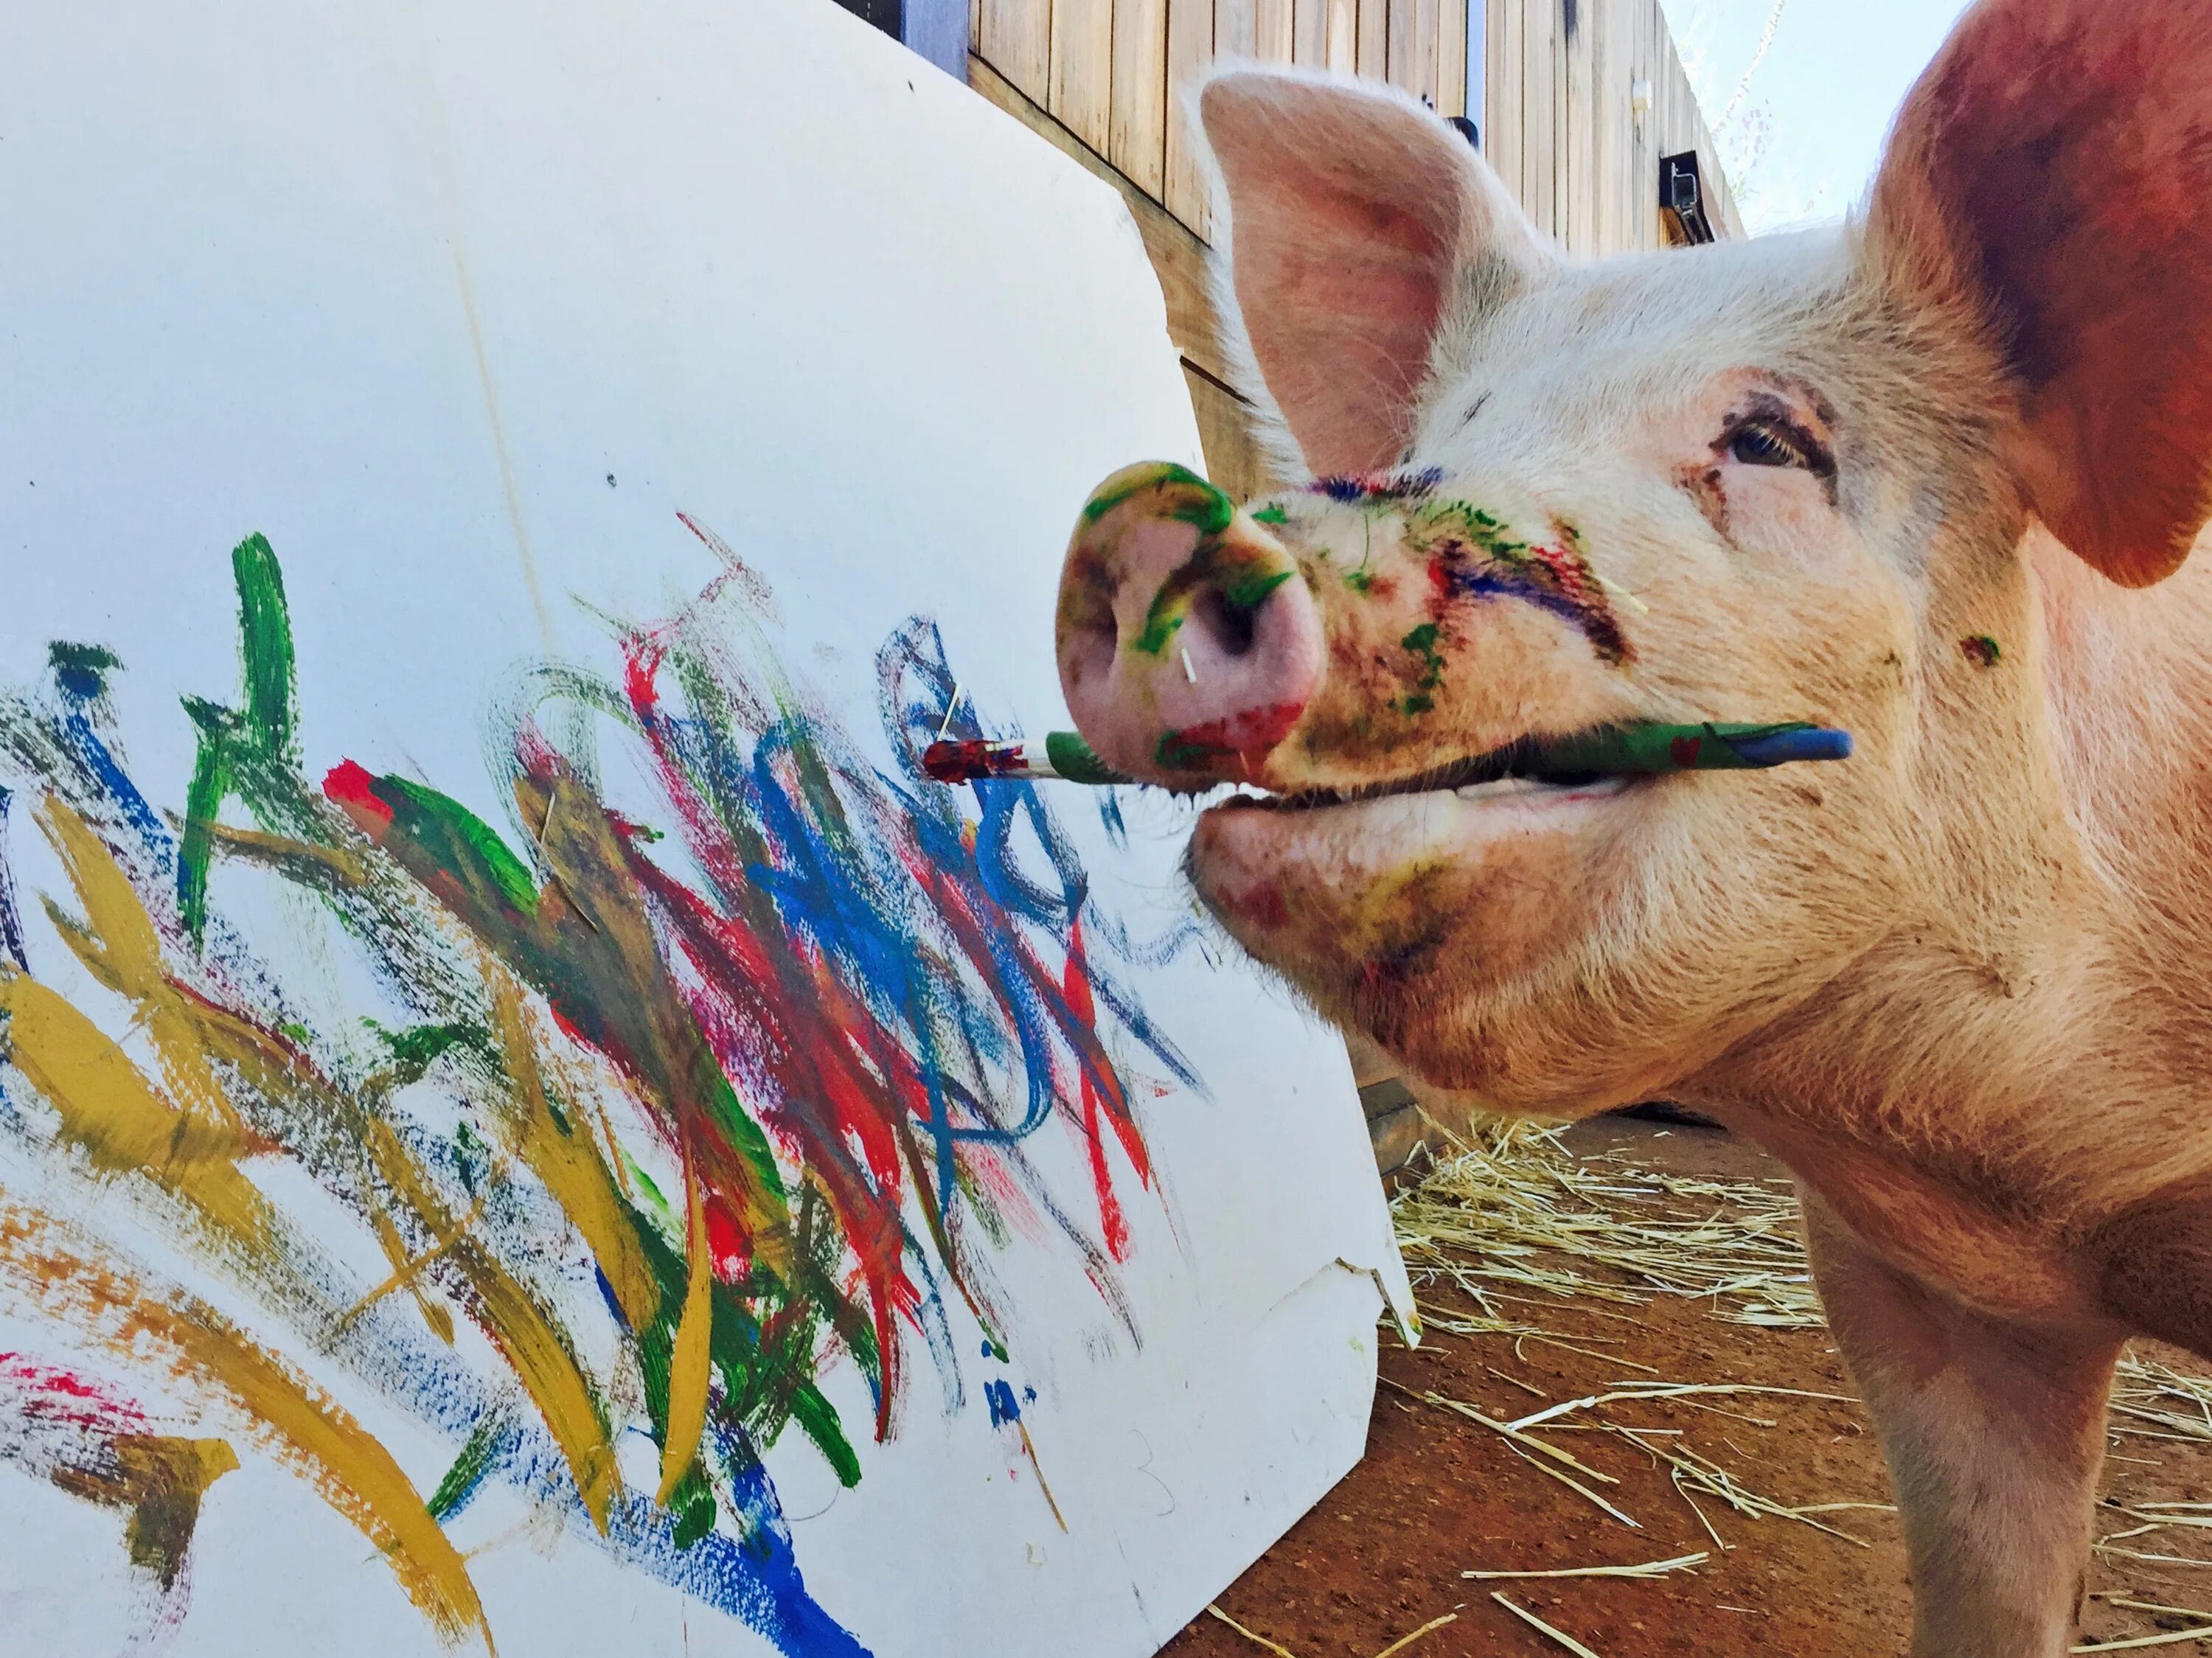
1693, 529, 2212, 1282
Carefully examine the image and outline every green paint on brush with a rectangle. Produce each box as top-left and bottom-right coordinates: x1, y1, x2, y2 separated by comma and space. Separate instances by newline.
1044, 729, 1127, 785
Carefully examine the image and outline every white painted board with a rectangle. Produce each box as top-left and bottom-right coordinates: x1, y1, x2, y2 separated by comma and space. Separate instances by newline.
0, 1, 1413, 1654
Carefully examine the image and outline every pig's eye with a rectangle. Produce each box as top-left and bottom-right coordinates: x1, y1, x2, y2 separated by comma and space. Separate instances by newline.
1728, 419, 1815, 470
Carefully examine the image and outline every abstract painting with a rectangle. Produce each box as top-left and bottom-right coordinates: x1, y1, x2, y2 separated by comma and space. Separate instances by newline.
1, 526, 1204, 1654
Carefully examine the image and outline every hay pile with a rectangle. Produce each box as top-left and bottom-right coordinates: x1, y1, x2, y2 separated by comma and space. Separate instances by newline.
1385, 1120, 2212, 1654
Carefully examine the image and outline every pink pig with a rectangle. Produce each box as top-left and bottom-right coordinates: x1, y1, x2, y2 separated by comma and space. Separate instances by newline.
1055, 1, 2212, 1651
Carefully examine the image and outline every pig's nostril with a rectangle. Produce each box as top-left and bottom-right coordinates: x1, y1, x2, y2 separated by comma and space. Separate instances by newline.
1192, 587, 1259, 658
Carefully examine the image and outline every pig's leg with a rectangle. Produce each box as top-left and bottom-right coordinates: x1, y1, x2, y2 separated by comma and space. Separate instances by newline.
1801, 1195, 2121, 1658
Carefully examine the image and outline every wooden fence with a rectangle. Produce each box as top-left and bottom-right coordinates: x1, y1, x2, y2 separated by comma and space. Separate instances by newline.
970, 0, 1739, 253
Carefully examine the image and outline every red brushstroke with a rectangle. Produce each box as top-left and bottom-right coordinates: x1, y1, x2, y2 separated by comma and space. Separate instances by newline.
321, 759, 392, 831
1060, 922, 1129, 1261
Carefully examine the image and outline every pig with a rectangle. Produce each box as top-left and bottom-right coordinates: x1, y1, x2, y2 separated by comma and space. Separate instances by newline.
1052, 1, 2212, 1652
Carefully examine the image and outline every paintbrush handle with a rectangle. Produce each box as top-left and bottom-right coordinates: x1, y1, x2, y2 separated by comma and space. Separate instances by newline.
920, 723, 1852, 787
1536, 722, 1853, 775
922, 733, 1133, 786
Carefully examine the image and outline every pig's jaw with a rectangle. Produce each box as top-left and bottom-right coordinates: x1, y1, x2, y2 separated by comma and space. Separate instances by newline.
1184, 763, 1641, 1037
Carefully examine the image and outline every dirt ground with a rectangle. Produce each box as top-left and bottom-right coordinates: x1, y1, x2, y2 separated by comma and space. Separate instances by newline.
1160, 1118, 2212, 1658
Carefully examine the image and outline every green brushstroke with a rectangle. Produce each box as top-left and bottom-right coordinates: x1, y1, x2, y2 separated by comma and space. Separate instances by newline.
176, 534, 301, 944
427, 1413, 509, 1522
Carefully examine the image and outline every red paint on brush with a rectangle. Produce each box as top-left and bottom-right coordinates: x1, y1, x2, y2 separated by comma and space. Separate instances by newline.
1669, 735, 1703, 767
922, 739, 1026, 784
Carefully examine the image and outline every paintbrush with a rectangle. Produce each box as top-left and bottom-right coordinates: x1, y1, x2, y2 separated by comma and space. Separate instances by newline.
922, 722, 1853, 787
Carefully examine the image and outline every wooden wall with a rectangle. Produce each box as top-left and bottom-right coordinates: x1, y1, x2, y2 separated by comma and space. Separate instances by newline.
967, 0, 1739, 496
1485, 0, 1743, 256
974, 0, 1472, 243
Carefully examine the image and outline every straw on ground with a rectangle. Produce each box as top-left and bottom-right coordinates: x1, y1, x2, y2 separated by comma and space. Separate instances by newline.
1490, 1592, 1608, 1657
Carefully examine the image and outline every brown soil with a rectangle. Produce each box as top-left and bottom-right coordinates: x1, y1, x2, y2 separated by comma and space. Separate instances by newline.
1161, 1118, 2212, 1658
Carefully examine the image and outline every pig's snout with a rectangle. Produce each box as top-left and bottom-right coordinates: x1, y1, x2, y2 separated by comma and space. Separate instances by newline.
1056, 463, 1322, 784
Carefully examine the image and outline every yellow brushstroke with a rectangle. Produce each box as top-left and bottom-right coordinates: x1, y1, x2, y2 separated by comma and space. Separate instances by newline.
167, 815, 370, 885
0, 1198, 490, 1649
481, 971, 655, 1328
366, 1122, 619, 1534
349, 1203, 467, 1345
0, 970, 268, 1244
36, 800, 251, 1139
655, 1154, 714, 1506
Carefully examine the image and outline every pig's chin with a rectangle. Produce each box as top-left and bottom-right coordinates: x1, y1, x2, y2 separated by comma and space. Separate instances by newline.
1185, 770, 1638, 1013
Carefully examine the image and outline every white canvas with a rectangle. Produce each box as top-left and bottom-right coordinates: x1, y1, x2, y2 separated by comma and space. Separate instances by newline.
0, 1, 1413, 1654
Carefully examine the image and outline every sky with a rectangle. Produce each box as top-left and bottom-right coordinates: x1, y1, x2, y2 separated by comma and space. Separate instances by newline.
1660, 0, 1975, 234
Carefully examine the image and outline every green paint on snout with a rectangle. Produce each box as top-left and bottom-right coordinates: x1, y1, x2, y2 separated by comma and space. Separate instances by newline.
1399, 621, 1446, 717
1131, 552, 1297, 658
1079, 461, 1234, 534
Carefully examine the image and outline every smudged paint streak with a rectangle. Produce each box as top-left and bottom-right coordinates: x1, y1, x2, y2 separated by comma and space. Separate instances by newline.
0, 1353, 237, 1606
1155, 701, 1307, 773
1260, 475, 1635, 670
0, 1201, 491, 1648
0, 526, 1197, 1654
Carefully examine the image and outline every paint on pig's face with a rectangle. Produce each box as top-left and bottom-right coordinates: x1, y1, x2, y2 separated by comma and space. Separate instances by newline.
1186, 253, 1929, 1110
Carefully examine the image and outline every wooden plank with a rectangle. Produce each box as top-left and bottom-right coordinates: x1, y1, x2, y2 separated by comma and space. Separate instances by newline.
1439, 0, 1465, 118
1632, 0, 1654, 250
970, 53, 1242, 387
1217, 0, 1257, 63
1526, 0, 1555, 237
1325, 0, 1357, 69
1402, 0, 1440, 107
1589, 0, 1621, 254
1294, 0, 1328, 65
1356, 0, 1386, 78
1564, 0, 1593, 253
1164, 0, 1214, 234
1186, 361, 1274, 503
1489, 0, 1523, 212
972, 0, 986, 76
981, 0, 1051, 105
1051, 0, 1114, 151
1256, 0, 1294, 61
1111, 0, 1170, 198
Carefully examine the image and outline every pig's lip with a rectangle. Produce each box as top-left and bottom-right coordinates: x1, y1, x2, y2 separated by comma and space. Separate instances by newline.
1223, 728, 1639, 813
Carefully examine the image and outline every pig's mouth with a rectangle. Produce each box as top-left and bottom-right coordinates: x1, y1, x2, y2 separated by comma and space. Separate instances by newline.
1212, 729, 1640, 815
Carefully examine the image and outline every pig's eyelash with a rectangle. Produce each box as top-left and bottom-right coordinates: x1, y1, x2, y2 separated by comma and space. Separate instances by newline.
1724, 413, 1834, 478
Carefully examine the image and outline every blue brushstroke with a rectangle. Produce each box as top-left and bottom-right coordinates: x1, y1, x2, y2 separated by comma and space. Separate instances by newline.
0, 787, 26, 969
984, 1378, 1021, 1427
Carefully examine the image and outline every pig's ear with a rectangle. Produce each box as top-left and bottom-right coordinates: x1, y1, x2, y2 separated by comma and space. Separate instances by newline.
1199, 70, 1548, 479
1868, 0, 2212, 586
